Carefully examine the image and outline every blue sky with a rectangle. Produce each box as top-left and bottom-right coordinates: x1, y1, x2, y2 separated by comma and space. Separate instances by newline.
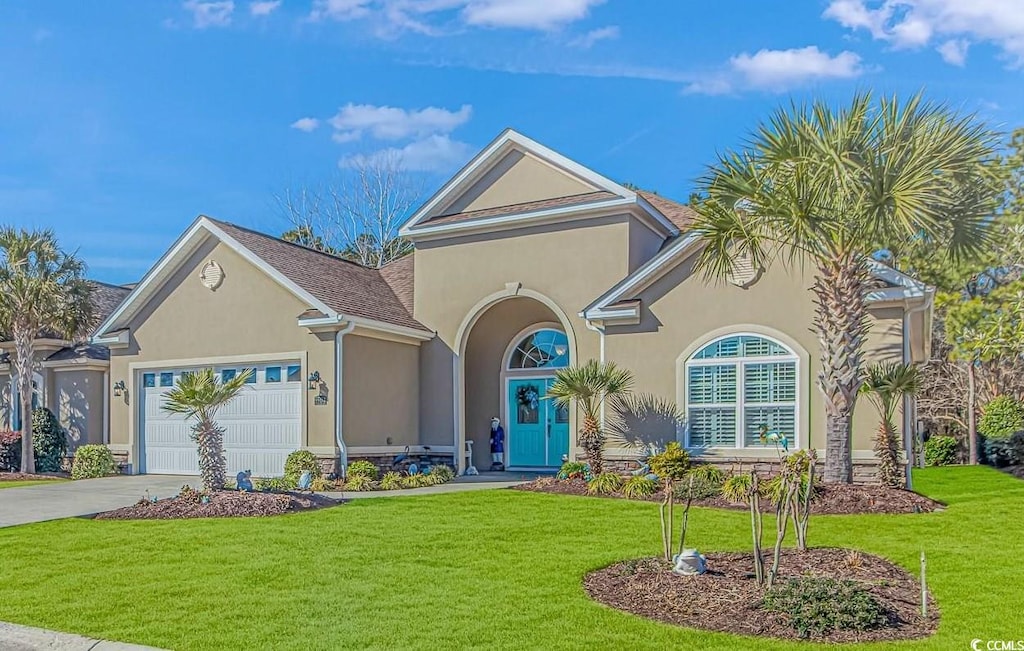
2, 0, 1022, 284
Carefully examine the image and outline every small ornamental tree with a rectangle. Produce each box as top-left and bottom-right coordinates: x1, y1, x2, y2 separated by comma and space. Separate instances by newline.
861, 362, 921, 488
648, 442, 691, 561
723, 471, 765, 585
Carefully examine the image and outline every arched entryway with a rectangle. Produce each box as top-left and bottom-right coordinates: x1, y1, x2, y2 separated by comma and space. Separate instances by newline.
457, 292, 576, 471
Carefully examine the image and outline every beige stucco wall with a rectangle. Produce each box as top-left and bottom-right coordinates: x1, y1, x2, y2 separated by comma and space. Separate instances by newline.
54, 369, 105, 450
447, 151, 596, 215
108, 237, 337, 467
0, 373, 11, 430
343, 333, 420, 448
605, 252, 905, 456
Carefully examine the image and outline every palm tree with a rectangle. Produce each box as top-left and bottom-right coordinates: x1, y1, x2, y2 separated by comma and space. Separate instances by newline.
691, 93, 998, 483
861, 362, 921, 488
547, 359, 634, 474
161, 368, 253, 491
0, 228, 92, 473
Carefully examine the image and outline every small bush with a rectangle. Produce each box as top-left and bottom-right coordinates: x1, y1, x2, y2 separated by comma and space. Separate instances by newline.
284, 450, 322, 484
924, 435, 959, 467
762, 578, 889, 639
1007, 431, 1024, 466
344, 474, 378, 491
587, 472, 623, 495
310, 476, 337, 492
0, 431, 20, 472
347, 460, 380, 481
380, 471, 404, 490
980, 396, 1024, 441
401, 474, 432, 489
31, 407, 67, 473
621, 475, 657, 499
254, 476, 295, 492
178, 485, 204, 504
648, 441, 691, 481
428, 464, 455, 484
673, 467, 725, 500
557, 461, 589, 480
71, 445, 117, 480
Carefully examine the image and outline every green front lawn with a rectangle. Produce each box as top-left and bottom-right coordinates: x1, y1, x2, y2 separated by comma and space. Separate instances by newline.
0, 479, 65, 489
0, 466, 1020, 650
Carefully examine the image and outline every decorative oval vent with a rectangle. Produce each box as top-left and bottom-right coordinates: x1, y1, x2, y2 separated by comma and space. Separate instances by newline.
199, 260, 224, 290
726, 251, 762, 288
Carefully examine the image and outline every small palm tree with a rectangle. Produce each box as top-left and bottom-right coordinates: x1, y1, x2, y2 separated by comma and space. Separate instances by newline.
547, 360, 634, 474
0, 228, 92, 473
161, 368, 253, 491
861, 362, 921, 488
692, 93, 997, 483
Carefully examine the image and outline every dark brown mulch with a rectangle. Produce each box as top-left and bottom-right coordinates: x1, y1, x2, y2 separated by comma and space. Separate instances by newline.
94, 490, 340, 520
513, 477, 942, 514
585, 548, 938, 643
0, 472, 67, 481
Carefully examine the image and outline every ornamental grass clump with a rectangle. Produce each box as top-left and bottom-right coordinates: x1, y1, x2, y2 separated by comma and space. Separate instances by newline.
586, 472, 623, 495
621, 475, 657, 499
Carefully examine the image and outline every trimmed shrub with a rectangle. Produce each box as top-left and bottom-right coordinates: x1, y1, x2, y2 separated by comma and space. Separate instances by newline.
673, 467, 725, 500
648, 441, 691, 482
762, 578, 889, 639
284, 450, 322, 484
31, 407, 67, 473
344, 474, 377, 491
0, 430, 21, 472
71, 445, 117, 480
980, 396, 1024, 441
621, 475, 657, 499
1007, 431, 1024, 466
401, 473, 432, 489
380, 471, 404, 490
347, 460, 379, 481
310, 475, 336, 492
924, 435, 959, 467
557, 461, 589, 480
587, 472, 624, 495
427, 464, 455, 484
254, 476, 295, 492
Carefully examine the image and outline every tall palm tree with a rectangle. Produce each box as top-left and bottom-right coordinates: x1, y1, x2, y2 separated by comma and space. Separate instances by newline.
161, 368, 253, 491
0, 228, 92, 473
861, 362, 921, 488
547, 359, 634, 474
691, 93, 998, 483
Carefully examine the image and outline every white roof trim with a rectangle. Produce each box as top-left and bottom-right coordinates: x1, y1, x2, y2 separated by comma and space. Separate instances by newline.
346, 316, 434, 341
400, 128, 678, 238
92, 217, 337, 340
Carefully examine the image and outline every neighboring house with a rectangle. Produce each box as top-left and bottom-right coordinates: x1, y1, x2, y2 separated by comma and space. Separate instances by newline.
88, 129, 931, 481
0, 281, 132, 451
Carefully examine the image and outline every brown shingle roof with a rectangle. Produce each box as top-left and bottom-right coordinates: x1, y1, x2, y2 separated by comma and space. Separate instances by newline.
423, 191, 618, 226
637, 191, 697, 231
90, 281, 132, 331
379, 254, 415, 317
211, 220, 430, 333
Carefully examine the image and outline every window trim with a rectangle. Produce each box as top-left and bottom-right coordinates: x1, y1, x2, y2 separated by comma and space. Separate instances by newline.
682, 332, 802, 451
503, 323, 570, 373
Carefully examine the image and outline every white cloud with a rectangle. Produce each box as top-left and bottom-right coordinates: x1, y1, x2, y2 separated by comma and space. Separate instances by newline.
183, 0, 235, 28
309, 0, 372, 21
568, 25, 618, 48
327, 103, 472, 141
685, 46, 865, 95
462, 0, 604, 30
290, 117, 320, 132
249, 0, 282, 16
341, 134, 474, 172
937, 38, 970, 65
823, 0, 1024, 66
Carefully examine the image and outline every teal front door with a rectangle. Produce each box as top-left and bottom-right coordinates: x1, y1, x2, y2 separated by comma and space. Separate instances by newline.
507, 378, 570, 468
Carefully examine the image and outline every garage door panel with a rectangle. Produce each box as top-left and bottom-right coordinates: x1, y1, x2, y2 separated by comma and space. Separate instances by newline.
141, 362, 303, 476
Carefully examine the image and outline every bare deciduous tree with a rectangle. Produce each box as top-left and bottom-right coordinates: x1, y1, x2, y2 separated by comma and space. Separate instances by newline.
275, 153, 421, 269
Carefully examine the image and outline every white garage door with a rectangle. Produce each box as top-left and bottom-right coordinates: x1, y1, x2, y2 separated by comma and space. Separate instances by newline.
140, 362, 303, 477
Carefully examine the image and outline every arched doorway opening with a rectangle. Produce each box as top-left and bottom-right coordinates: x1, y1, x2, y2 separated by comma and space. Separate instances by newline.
459, 294, 575, 471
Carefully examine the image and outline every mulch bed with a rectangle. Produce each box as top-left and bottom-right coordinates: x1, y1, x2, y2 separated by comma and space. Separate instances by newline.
513, 477, 942, 514
585, 548, 938, 643
94, 490, 340, 520
0, 472, 67, 481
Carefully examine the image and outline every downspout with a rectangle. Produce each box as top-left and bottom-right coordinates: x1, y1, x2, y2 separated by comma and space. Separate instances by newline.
586, 320, 606, 428
903, 291, 934, 489
335, 321, 356, 477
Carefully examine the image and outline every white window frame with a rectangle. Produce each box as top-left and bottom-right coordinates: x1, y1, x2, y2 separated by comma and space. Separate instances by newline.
503, 323, 570, 375
684, 333, 801, 451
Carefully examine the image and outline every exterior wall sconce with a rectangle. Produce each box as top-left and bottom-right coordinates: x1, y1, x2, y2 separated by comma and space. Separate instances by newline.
307, 371, 321, 390
113, 380, 127, 397
554, 344, 568, 357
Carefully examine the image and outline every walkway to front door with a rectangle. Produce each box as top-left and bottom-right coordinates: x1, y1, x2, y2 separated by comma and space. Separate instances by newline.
507, 378, 569, 468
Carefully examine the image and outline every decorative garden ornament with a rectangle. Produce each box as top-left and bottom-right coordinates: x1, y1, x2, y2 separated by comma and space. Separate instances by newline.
672, 549, 707, 576
297, 470, 312, 491
236, 470, 253, 492
489, 417, 505, 472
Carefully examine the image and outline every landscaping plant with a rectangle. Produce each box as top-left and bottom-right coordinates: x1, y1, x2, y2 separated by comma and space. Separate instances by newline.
70, 444, 117, 480
557, 460, 589, 480
30, 407, 67, 473
621, 475, 657, 499
861, 362, 920, 488
722, 471, 765, 585
675, 464, 724, 556
427, 464, 455, 484
0, 431, 21, 472
284, 450, 322, 485
924, 435, 959, 466
380, 471, 403, 490
762, 451, 817, 587
161, 368, 254, 491
692, 93, 998, 483
762, 577, 888, 639
648, 442, 691, 561
0, 228, 93, 474
547, 359, 634, 474
586, 472, 623, 495
346, 460, 379, 481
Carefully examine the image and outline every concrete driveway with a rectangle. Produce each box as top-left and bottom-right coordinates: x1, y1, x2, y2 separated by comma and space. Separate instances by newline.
0, 475, 199, 528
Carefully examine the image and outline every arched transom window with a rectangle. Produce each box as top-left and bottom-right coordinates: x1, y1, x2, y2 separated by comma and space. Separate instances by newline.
685, 334, 798, 449
508, 328, 569, 370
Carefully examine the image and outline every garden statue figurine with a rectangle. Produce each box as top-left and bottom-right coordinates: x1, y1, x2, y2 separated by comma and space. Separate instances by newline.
489, 417, 505, 471
672, 549, 707, 576
236, 469, 253, 492
297, 470, 312, 491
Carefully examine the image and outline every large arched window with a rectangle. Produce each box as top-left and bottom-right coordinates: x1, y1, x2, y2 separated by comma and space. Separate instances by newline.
685, 334, 798, 449
507, 328, 570, 370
